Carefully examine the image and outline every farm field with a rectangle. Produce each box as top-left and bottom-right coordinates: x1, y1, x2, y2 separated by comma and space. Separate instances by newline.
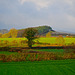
0, 37, 75, 47
0, 38, 26, 43
0, 59, 75, 75
33, 49, 64, 52
0, 1, 75, 75
0, 51, 18, 55
0, 49, 64, 55
0, 38, 75, 75
37, 37, 75, 44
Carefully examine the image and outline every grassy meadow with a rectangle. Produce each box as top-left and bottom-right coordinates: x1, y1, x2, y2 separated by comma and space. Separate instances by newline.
0, 59, 75, 75
0, 51, 18, 55
33, 49, 64, 52
0, 37, 75, 43
38, 37, 75, 44
0, 37, 75, 47
0, 37, 75, 75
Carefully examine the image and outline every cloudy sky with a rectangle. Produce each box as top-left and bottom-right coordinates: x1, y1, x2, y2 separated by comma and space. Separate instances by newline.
0, 0, 75, 33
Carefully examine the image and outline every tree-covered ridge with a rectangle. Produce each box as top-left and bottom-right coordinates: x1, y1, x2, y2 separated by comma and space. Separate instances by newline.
18, 26, 53, 37
33, 26, 53, 35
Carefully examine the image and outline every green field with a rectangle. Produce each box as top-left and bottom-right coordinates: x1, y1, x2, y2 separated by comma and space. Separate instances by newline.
38, 37, 75, 44
0, 38, 26, 41
0, 37, 75, 45
33, 49, 64, 52
0, 59, 75, 75
0, 45, 75, 75
0, 51, 18, 55
0, 49, 64, 55
0, 38, 26, 44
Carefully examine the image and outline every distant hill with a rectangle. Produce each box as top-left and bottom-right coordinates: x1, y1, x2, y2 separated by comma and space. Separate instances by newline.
18, 25, 75, 37
0, 25, 75, 37
0, 29, 8, 34
51, 31, 75, 36
18, 26, 54, 37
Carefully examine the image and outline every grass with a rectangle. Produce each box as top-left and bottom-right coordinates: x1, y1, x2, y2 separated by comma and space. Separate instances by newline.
0, 51, 18, 55
33, 49, 64, 52
0, 38, 26, 41
0, 59, 75, 75
0, 38, 75, 75
0, 49, 64, 54
0, 38, 26, 44
0, 37, 75, 45
38, 37, 75, 44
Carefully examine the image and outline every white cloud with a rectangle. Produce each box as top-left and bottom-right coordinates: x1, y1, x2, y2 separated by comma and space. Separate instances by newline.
19, 0, 75, 10
19, 0, 55, 10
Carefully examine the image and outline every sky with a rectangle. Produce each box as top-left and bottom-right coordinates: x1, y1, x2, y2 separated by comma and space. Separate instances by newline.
0, 0, 75, 33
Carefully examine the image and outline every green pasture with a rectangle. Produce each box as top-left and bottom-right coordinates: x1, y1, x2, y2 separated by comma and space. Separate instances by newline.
0, 38, 27, 47
33, 49, 64, 52
0, 51, 18, 55
0, 59, 75, 75
0, 37, 75, 47
0, 37, 75, 44
38, 37, 75, 44
0, 38, 26, 42
0, 49, 64, 54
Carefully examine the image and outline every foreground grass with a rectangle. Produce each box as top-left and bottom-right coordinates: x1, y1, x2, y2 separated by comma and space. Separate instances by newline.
0, 59, 75, 75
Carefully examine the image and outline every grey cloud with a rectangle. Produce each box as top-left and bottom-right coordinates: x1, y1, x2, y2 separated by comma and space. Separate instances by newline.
0, 0, 75, 33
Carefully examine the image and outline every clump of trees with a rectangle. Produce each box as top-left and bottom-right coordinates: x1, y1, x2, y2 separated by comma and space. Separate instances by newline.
34, 26, 52, 35
56, 35, 65, 45
46, 32, 51, 37
9, 28, 18, 38
0, 28, 18, 38
2, 33, 10, 38
0, 33, 2, 38
17, 26, 53, 37
22, 28, 38, 48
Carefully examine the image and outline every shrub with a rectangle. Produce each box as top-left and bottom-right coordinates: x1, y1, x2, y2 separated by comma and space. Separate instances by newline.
0, 51, 75, 62
63, 53, 75, 59
9, 28, 18, 38
64, 45, 75, 53
56, 35, 65, 45
2, 40, 9, 47
10, 40, 18, 46
28, 53, 37, 61
0, 54, 6, 61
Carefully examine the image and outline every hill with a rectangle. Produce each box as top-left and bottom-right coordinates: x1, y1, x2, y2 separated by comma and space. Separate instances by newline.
0, 25, 75, 37
18, 26, 54, 37
18, 25, 75, 37
0, 29, 8, 34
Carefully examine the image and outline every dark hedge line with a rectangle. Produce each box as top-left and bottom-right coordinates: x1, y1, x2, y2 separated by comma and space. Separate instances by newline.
0, 52, 75, 62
